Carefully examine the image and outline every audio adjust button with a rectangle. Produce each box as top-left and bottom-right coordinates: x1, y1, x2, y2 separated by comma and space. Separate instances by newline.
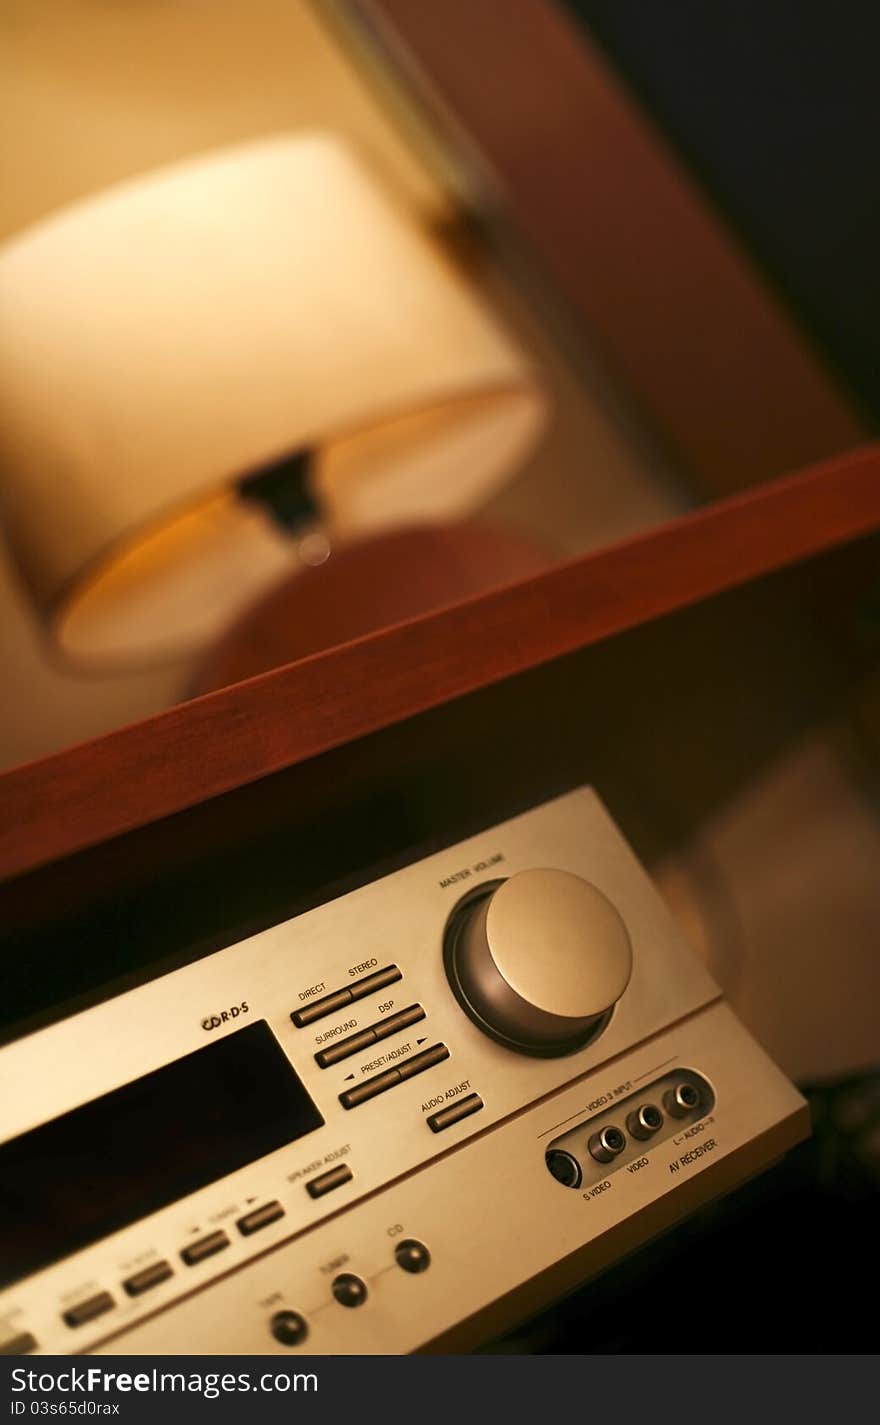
62, 1292, 114, 1329
237, 1201, 285, 1236
123, 1260, 174, 1297
306, 1164, 353, 1199
398, 1044, 450, 1080
339, 1067, 401, 1109
427, 1093, 484, 1133
349, 965, 402, 1001
180, 1230, 230, 1266
292, 988, 353, 1028
0, 1333, 38, 1355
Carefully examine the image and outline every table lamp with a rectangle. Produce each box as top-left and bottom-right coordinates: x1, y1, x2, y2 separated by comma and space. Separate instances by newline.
0, 133, 544, 667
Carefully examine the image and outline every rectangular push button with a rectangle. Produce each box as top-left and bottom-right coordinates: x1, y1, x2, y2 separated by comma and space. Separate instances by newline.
315, 1026, 377, 1068
0, 1332, 38, 1355
349, 965, 402, 1001
306, 1163, 353, 1199
427, 1093, 484, 1133
180, 1230, 229, 1266
339, 1067, 401, 1109
374, 1003, 425, 1042
292, 988, 352, 1028
315, 1004, 425, 1067
397, 1043, 450, 1080
237, 1201, 285, 1237
123, 1260, 173, 1297
62, 1292, 114, 1329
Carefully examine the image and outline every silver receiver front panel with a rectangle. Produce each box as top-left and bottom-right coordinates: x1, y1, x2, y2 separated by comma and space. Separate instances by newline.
0, 789, 808, 1355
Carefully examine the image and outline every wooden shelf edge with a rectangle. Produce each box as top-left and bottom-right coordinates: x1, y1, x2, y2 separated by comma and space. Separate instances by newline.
2, 446, 879, 883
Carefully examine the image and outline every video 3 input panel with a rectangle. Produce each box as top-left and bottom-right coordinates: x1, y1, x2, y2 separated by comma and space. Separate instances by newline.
544, 1068, 715, 1190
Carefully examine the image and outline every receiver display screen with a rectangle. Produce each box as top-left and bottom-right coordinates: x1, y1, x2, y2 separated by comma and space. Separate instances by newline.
0, 1020, 323, 1288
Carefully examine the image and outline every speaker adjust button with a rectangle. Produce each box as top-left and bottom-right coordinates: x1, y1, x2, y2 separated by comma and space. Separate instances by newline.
306, 1164, 353, 1199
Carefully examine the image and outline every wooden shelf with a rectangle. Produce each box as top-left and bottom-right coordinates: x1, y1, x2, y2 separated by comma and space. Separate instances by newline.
1, 445, 879, 885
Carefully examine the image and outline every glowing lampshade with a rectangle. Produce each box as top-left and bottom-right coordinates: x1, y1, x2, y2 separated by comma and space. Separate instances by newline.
0, 134, 544, 665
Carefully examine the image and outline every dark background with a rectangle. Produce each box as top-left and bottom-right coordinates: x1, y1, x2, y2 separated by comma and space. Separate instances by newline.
566, 0, 880, 425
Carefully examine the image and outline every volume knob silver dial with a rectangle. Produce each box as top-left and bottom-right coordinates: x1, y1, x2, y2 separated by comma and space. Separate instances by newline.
444, 869, 633, 1056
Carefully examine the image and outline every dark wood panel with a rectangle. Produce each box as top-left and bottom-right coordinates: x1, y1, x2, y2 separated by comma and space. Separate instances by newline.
3, 521, 878, 1044
1, 445, 879, 886
362, 0, 865, 489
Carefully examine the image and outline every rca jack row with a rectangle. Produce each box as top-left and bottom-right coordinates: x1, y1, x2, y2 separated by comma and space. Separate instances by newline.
545, 1080, 703, 1189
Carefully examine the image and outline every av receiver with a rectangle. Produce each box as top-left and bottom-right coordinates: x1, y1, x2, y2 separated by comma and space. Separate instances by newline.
0, 788, 808, 1355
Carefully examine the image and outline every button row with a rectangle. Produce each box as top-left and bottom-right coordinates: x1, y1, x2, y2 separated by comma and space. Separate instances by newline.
11, 1242, 435, 1356
315, 1004, 425, 1068
292, 965, 402, 1028
59, 1182, 347, 1331
339, 1043, 449, 1109
270, 1240, 432, 1346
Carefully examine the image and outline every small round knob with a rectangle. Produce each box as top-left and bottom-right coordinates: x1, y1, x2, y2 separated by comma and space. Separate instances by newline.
332, 1273, 368, 1308
444, 869, 632, 1056
394, 1239, 431, 1274
270, 1310, 308, 1346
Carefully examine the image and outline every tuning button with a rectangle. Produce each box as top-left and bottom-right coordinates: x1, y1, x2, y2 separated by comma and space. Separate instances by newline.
444, 869, 633, 1057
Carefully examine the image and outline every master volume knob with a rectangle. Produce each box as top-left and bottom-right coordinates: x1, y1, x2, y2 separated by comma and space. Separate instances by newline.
443, 869, 633, 1057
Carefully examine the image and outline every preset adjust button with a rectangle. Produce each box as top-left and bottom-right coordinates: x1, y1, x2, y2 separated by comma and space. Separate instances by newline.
237, 1201, 285, 1236
306, 1164, 353, 1199
339, 1067, 401, 1109
62, 1293, 114, 1329
427, 1093, 484, 1133
338, 1044, 450, 1108
398, 1043, 450, 1080
123, 1261, 173, 1297
180, 1231, 229, 1266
